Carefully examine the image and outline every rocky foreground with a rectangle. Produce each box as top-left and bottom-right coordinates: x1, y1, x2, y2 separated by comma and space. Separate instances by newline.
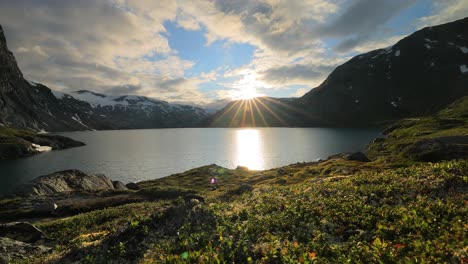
0, 97, 466, 263
0, 127, 84, 159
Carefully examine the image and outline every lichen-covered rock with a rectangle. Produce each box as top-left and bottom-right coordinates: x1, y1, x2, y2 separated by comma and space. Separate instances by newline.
184, 193, 205, 204
15, 170, 115, 196
0, 222, 45, 243
112, 180, 128, 190
0, 237, 51, 263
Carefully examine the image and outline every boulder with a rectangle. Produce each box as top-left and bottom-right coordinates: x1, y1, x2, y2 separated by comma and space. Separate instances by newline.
0, 237, 51, 263
125, 182, 140, 190
0, 222, 46, 243
112, 181, 128, 190
345, 152, 370, 162
15, 170, 115, 196
184, 193, 205, 204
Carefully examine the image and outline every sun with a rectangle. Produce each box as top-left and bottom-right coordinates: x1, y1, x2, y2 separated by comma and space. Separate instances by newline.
239, 87, 259, 100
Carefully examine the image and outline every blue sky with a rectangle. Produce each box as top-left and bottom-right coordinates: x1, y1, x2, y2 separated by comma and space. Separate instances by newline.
0, 0, 466, 109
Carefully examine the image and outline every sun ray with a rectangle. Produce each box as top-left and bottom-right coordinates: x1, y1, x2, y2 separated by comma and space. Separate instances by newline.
254, 98, 289, 126
210, 100, 242, 126
250, 98, 269, 127
248, 99, 256, 127
229, 100, 247, 127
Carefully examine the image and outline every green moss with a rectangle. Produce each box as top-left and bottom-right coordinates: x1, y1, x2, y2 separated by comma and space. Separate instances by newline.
368, 96, 468, 162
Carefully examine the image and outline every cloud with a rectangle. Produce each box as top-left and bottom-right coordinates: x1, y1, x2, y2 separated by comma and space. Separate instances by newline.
104, 84, 143, 96
322, 0, 417, 37
335, 34, 406, 53
0, 0, 464, 106
290, 88, 309, 97
417, 0, 468, 28
261, 64, 323, 84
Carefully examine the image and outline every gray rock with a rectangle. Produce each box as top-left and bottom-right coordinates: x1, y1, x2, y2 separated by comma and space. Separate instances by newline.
15, 170, 115, 196
0, 222, 45, 243
125, 182, 140, 190
112, 181, 128, 190
33, 202, 58, 212
345, 152, 370, 162
0, 237, 51, 263
184, 194, 205, 204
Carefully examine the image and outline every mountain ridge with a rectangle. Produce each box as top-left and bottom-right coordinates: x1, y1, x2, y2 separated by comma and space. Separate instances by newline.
0, 24, 210, 132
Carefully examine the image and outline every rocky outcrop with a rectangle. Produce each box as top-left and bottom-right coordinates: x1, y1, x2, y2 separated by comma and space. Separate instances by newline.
0, 128, 85, 159
15, 170, 116, 196
0, 222, 51, 263
112, 181, 128, 190
0, 237, 51, 263
0, 222, 46, 243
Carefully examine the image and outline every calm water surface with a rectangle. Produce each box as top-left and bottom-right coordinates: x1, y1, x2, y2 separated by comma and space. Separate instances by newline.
0, 128, 380, 194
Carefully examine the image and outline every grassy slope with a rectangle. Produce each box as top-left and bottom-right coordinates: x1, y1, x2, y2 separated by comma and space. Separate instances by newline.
12, 98, 468, 263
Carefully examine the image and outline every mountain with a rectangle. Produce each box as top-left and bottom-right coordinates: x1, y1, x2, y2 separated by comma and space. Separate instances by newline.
209, 17, 468, 127
205, 97, 334, 127
297, 17, 468, 126
0, 25, 209, 132
53, 90, 209, 129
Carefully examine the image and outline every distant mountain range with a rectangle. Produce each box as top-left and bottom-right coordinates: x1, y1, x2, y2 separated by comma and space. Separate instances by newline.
1, 18, 467, 131
208, 17, 468, 127
0, 25, 209, 132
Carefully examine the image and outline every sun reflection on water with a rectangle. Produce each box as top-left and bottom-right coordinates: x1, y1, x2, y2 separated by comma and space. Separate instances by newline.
235, 129, 264, 170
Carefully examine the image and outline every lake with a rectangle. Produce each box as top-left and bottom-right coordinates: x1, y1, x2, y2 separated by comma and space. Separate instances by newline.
0, 128, 380, 195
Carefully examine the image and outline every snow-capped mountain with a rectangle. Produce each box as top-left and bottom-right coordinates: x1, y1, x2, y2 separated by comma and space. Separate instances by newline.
53, 90, 209, 129
0, 24, 209, 132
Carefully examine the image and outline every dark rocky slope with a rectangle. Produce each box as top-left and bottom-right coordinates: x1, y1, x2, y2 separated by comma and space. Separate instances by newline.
0, 25, 209, 132
297, 17, 468, 126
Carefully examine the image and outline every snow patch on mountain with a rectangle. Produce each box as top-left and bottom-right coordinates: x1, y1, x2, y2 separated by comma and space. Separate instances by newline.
460, 65, 468, 74
27, 80, 37, 86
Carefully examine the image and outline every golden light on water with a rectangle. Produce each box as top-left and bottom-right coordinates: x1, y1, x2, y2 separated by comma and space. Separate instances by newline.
235, 129, 265, 170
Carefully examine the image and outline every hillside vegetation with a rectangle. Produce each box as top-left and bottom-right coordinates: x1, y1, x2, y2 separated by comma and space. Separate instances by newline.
1, 98, 467, 263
